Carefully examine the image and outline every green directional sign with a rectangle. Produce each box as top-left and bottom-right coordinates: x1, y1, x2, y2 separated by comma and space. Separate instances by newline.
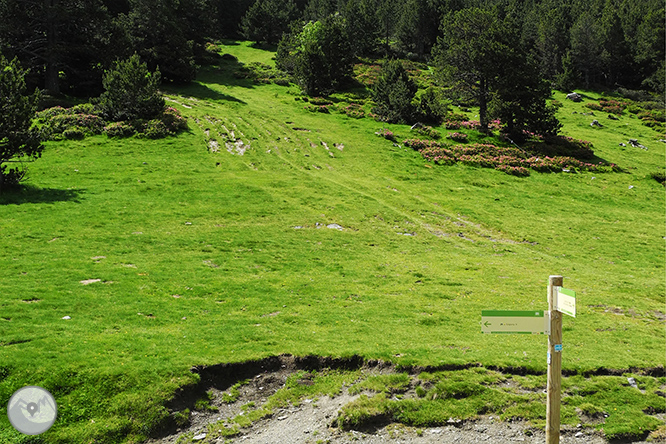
481, 310, 549, 334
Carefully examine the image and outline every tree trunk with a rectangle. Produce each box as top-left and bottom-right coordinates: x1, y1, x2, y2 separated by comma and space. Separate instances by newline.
478, 77, 488, 133
44, 0, 60, 94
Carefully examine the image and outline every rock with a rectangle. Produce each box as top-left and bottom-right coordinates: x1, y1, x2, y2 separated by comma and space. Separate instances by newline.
590, 120, 603, 127
192, 432, 206, 440
566, 92, 582, 102
627, 377, 638, 388
80, 279, 101, 285
628, 139, 639, 146
326, 223, 343, 230
619, 143, 626, 146
62, 316, 71, 320
575, 431, 585, 438
608, 114, 619, 120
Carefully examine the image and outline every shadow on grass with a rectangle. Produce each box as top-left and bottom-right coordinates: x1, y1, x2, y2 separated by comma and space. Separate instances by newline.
164, 80, 247, 104
0, 186, 83, 205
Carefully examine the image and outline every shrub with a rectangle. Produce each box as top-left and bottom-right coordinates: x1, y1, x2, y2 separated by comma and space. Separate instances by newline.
376, 128, 397, 141
97, 54, 164, 121
447, 132, 468, 142
585, 102, 604, 111
339, 103, 365, 119
371, 60, 417, 123
413, 125, 440, 139
414, 87, 448, 124
104, 122, 135, 138
402, 139, 616, 176
41, 113, 105, 139
141, 120, 170, 139
36, 106, 69, 123
62, 127, 85, 140
161, 107, 188, 133
71, 103, 97, 115
650, 172, 665, 185
304, 104, 330, 113
309, 97, 333, 106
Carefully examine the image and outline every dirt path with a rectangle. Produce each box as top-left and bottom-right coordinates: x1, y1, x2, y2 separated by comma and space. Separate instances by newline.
146, 355, 661, 444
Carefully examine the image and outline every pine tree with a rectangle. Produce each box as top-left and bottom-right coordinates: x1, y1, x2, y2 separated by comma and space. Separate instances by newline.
0, 56, 43, 192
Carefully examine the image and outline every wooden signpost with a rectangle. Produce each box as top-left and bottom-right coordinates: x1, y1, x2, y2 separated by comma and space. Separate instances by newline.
482, 275, 576, 444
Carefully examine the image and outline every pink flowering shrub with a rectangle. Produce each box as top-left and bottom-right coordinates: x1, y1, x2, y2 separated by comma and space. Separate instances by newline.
447, 132, 468, 142
161, 107, 188, 132
339, 103, 365, 119
376, 128, 397, 141
413, 125, 441, 139
402, 139, 618, 176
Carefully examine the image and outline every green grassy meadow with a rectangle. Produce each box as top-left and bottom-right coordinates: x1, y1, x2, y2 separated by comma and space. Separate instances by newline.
1, 41, 664, 443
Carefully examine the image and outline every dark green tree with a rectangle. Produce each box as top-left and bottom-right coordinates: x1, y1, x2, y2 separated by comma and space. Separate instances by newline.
97, 54, 164, 121
0, 56, 43, 192
343, 0, 380, 56
371, 59, 417, 123
277, 15, 353, 96
491, 54, 561, 141
433, 8, 510, 131
241, 0, 298, 44
569, 12, 602, 87
396, 0, 438, 59
0, 0, 112, 94
115, 0, 198, 83
302, 0, 337, 21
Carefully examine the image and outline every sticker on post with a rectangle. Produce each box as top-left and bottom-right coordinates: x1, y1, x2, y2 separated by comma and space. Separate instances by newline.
554, 344, 563, 352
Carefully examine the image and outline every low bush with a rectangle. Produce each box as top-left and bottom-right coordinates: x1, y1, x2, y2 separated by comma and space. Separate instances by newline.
447, 132, 468, 142
650, 172, 665, 185
339, 103, 365, 119
141, 120, 170, 139
413, 125, 440, 139
304, 104, 330, 113
40, 112, 105, 140
309, 97, 333, 106
161, 107, 189, 133
104, 122, 136, 138
375, 128, 397, 141
62, 127, 85, 140
402, 139, 617, 176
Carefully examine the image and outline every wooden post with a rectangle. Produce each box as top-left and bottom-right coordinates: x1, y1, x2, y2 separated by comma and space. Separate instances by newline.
546, 275, 563, 444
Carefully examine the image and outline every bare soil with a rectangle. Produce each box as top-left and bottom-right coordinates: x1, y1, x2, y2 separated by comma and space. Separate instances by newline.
146, 355, 661, 444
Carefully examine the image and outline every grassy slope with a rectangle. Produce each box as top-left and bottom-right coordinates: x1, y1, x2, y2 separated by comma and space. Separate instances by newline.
0, 41, 663, 442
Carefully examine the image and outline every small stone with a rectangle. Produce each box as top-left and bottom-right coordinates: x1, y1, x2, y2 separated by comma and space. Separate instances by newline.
277, 415, 288, 420
192, 433, 206, 440
627, 377, 638, 388
628, 185, 634, 189
575, 431, 584, 438
62, 315, 71, 320
326, 223, 343, 230
185, 222, 192, 225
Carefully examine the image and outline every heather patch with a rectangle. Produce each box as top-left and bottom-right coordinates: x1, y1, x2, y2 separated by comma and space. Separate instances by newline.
404, 140, 617, 176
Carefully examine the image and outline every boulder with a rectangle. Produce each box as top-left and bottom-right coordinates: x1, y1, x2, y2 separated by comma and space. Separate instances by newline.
566, 92, 582, 102
590, 120, 603, 127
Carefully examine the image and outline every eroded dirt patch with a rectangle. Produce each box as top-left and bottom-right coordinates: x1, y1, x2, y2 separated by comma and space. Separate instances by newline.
146, 355, 660, 444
